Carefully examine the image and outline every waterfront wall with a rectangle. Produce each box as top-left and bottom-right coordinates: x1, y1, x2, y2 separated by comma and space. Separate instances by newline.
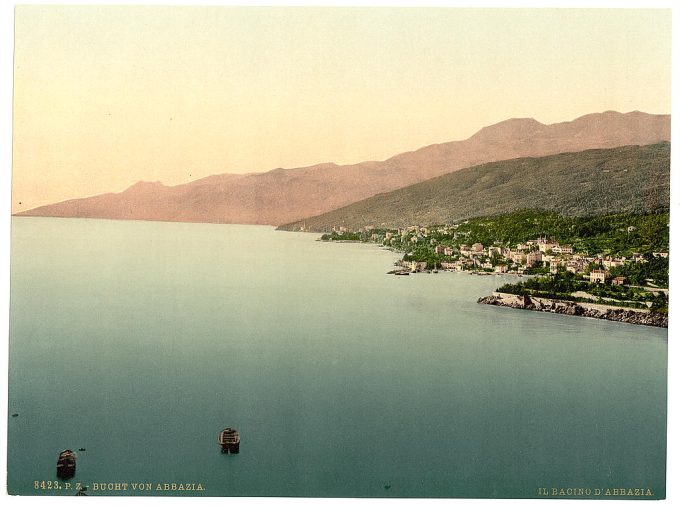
478, 292, 668, 328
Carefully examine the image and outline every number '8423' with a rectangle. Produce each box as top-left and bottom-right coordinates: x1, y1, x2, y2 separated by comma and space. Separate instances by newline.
34, 480, 62, 490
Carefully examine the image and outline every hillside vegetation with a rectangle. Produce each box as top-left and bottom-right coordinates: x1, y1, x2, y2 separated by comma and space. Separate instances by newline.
404, 209, 667, 259
279, 143, 670, 232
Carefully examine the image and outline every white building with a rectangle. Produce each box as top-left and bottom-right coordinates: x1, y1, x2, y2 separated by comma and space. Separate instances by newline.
589, 269, 609, 284
552, 245, 573, 255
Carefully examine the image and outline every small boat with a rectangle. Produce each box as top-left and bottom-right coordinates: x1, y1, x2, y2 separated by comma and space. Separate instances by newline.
219, 428, 240, 454
57, 450, 76, 479
387, 269, 410, 276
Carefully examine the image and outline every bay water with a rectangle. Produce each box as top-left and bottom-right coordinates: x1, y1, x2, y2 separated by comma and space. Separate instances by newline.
7, 217, 667, 498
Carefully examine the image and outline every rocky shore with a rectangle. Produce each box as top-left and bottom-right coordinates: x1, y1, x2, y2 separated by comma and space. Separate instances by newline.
478, 292, 668, 328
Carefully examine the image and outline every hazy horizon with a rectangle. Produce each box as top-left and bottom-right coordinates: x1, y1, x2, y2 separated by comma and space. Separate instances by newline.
12, 109, 671, 214
12, 7, 671, 212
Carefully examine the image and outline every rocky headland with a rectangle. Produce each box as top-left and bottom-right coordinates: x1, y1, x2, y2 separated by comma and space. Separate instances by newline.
478, 292, 668, 328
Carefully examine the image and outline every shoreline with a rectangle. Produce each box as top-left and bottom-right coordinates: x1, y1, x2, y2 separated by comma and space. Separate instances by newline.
318, 239, 668, 329
478, 292, 668, 328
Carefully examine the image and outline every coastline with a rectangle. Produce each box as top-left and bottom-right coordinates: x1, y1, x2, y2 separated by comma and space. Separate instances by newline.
478, 292, 668, 328
324, 237, 668, 328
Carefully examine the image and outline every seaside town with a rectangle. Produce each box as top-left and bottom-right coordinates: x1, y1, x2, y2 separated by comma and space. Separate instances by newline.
320, 211, 669, 323
391, 227, 666, 282
325, 223, 667, 279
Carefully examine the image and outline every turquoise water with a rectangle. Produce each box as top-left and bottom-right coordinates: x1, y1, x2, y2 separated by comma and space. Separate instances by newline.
8, 217, 667, 498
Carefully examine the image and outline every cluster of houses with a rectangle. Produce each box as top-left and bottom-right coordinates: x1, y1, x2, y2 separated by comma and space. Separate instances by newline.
329, 223, 669, 286
374, 226, 668, 285
426, 237, 593, 275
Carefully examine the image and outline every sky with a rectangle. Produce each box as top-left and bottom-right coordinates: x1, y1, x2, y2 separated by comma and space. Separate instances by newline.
11, 6, 672, 212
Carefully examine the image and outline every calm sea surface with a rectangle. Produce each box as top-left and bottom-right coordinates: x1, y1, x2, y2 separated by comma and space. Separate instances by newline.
8, 217, 667, 498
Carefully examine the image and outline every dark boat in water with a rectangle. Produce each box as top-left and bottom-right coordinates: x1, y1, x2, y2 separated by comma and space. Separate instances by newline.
57, 450, 76, 479
387, 269, 410, 276
219, 428, 240, 454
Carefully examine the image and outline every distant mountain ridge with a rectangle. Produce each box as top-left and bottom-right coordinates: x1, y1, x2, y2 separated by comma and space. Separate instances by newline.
279, 143, 671, 232
17, 111, 670, 225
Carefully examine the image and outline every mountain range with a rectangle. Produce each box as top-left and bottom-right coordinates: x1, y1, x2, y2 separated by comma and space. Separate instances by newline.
17, 110, 670, 226
279, 143, 670, 232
